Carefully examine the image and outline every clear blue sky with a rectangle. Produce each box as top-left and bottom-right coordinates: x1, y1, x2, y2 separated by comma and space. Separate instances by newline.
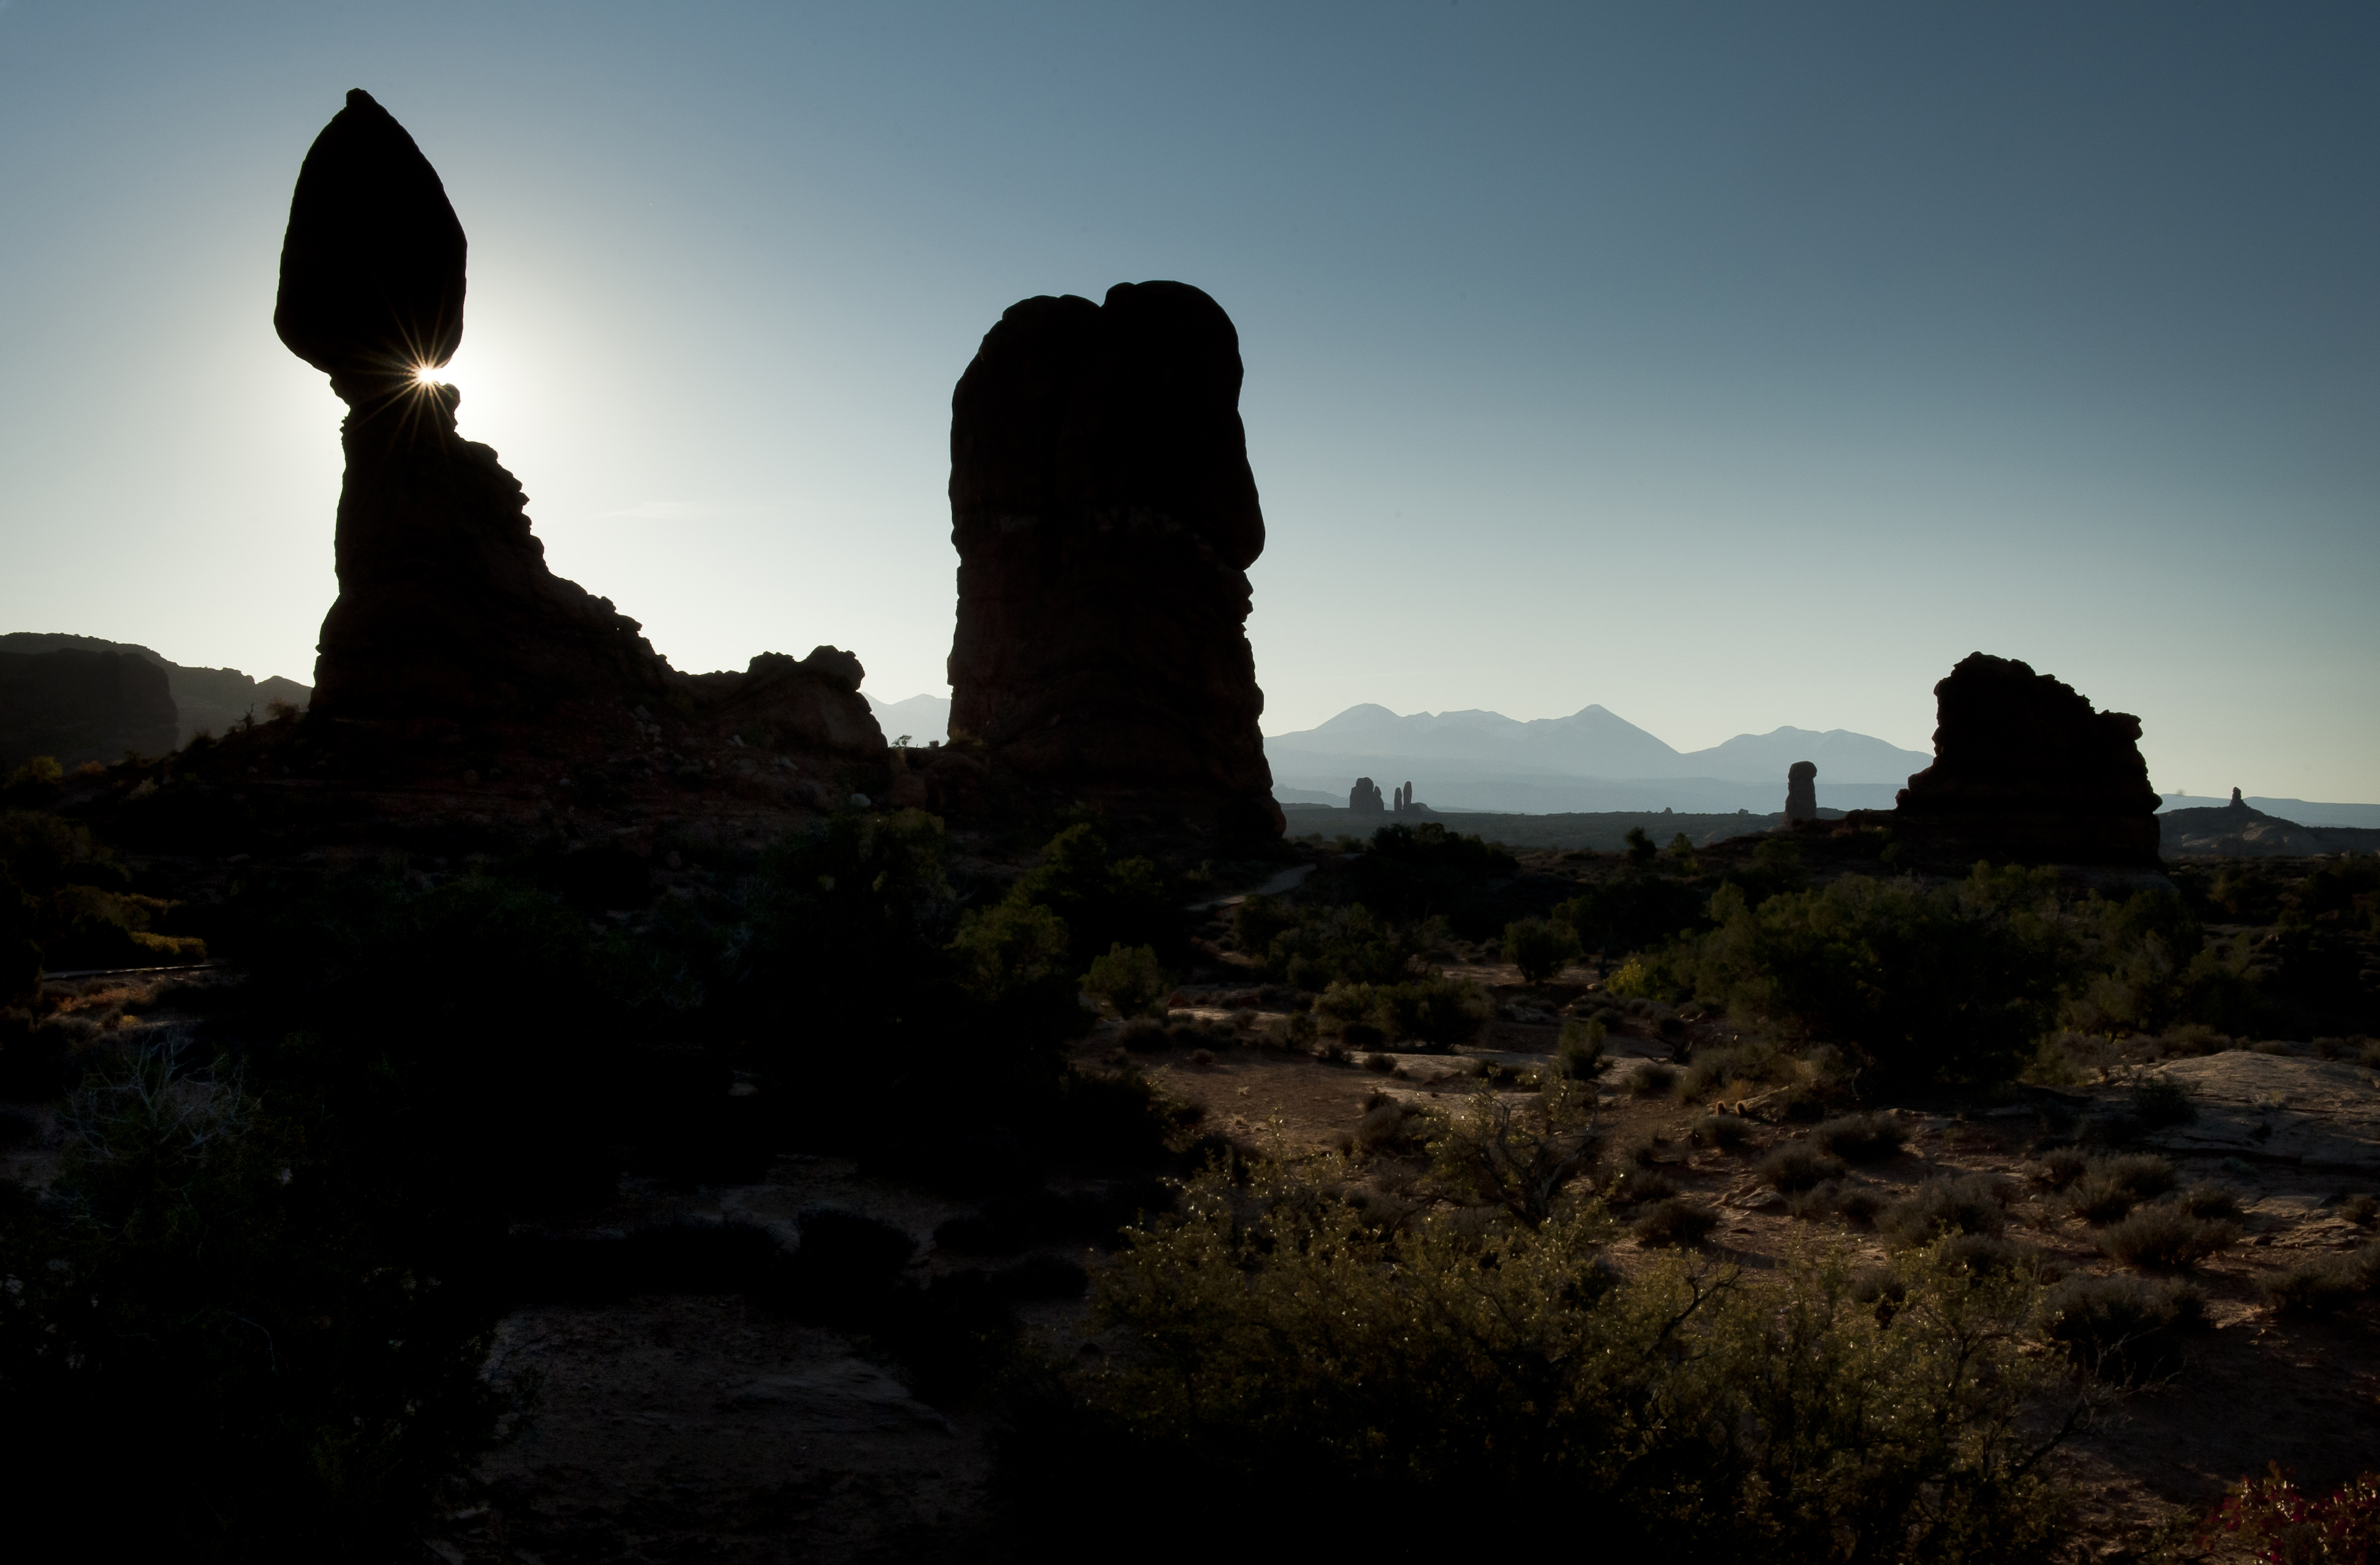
1, 2, 2372, 799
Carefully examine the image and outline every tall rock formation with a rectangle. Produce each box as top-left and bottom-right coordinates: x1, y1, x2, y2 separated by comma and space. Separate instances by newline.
945, 282, 1281, 842
1784, 761, 1818, 823
1887, 653, 2159, 867
275, 90, 881, 769
1350, 777, 1385, 815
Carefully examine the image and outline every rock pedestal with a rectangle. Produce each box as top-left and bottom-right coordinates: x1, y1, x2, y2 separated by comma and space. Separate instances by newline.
944, 282, 1281, 842
1884, 652, 2160, 867
1784, 761, 1818, 823
277, 89, 882, 780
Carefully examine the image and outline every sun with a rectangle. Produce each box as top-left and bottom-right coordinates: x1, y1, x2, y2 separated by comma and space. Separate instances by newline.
410, 363, 440, 387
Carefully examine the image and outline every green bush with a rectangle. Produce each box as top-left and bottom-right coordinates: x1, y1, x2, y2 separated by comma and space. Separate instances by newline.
1502, 916, 1582, 982
1004, 1157, 2076, 1563
1555, 1016, 1607, 1080
1657, 865, 2073, 1089
1082, 943, 1171, 1019
1313, 975, 1489, 1050
1557, 875, 1709, 964
1000, 823, 1184, 969
1340, 822, 1519, 936
1259, 902, 1441, 990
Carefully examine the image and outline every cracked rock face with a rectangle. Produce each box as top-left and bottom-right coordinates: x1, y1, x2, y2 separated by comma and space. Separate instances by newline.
945, 282, 1280, 842
1890, 652, 2161, 868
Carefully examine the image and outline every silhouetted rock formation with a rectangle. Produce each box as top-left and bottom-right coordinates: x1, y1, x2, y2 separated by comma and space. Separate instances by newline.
0, 650, 176, 768
1350, 777, 1385, 815
274, 89, 882, 788
1395, 781, 1414, 813
275, 89, 466, 402
944, 282, 1280, 842
0, 633, 311, 745
1785, 761, 1818, 824
1884, 653, 2159, 867
2230, 787, 2245, 808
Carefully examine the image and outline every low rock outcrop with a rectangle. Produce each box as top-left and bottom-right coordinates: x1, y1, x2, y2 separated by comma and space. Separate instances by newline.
0, 649, 178, 768
1879, 652, 2160, 867
1784, 761, 1818, 824
273, 89, 882, 798
944, 282, 1280, 843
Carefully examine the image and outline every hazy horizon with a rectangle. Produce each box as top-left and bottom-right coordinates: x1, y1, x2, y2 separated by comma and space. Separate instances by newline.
1, 4, 2372, 800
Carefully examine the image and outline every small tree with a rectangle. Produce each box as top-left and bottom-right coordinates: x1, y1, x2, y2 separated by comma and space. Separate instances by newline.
1082, 943, 1171, 1019
1503, 917, 1582, 983
1623, 825, 1657, 867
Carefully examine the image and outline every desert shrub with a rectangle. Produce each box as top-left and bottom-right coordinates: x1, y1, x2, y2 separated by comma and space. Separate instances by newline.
1260, 902, 1442, 990
1618, 1166, 1680, 1204
1879, 1176, 2011, 1248
1677, 1039, 1795, 1104
0, 1039, 509, 1561
1557, 874, 1709, 965
1554, 1016, 1607, 1080
1228, 891, 1299, 955
2201, 1467, 2380, 1565
1003, 1157, 2077, 1563
2066, 1154, 2178, 1224
1633, 1197, 1718, 1246
1502, 916, 1582, 982
1624, 824, 1657, 865
1424, 1085, 1600, 1224
2129, 1077, 2198, 1129
2097, 1205, 2237, 1271
1758, 1142, 1847, 1193
1629, 1061, 1678, 1096
2059, 888, 2260, 1037
1371, 974, 1491, 1047
1314, 975, 1490, 1050
2176, 1184, 2243, 1221
999, 823, 1184, 968
1339, 822, 1517, 936
1691, 1112, 1755, 1150
1082, 943, 1171, 1019
0, 809, 203, 975
1657, 865, 2073, 1089
2036, 1148, 2091, 1190
1812, 1113, 1910, 1164
2039, 1275, 2202, 1382
2264, 1256, 2367, 1316
1932, 1232, 2049, 1280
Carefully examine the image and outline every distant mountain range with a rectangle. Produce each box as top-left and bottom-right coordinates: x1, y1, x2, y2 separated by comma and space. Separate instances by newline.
0, 632, 311, 748
1262, 703, 1931, 815
866, 693, 953, 745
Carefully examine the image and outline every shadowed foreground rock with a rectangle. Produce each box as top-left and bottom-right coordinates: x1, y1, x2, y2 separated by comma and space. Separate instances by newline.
945, 282, 1281, 843
1879, 652, 2159, 868
0, 650, 177, 769
274, 89, 882, 787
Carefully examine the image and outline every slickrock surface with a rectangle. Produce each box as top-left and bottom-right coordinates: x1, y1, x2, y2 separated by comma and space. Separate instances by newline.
945, 282, 1280, 843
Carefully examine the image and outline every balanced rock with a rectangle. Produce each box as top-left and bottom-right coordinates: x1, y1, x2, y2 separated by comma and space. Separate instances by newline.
274, 89, 466, 401
275, 91, 882, 779
0, 650, 178, 769
1350, 777, 1385, 815
945, 282, 1280, 841
1886, 653, 2159, 867
1784, 761, 1818, 823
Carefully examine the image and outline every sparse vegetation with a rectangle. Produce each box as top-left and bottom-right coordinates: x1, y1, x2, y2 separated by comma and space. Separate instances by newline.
1879, 1176, 2012, 1248
1003, 1155, 2079, 1562
1502, 914, 1581, 982
2096, 1204, 2238, 1272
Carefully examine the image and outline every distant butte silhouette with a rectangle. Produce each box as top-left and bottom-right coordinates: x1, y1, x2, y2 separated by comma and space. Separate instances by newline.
1884, 652, 2160, 867
1784, 760, 1818, 824
945, 282, 1282, 841
276, 89, 883, 778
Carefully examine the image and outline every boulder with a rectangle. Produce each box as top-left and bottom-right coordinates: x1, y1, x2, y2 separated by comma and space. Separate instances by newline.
274, 88, 466, 401
945, 282, 1280, 842
0, 650, 178, 769
1784, 761, 1818, 824
1879, 653, 2159, 867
